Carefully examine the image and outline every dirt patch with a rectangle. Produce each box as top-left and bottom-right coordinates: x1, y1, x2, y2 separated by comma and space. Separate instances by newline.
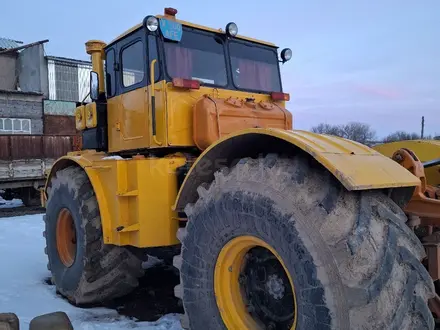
44, 277, 53, 286
0, 207, 45, 218
104, 263, 184, 321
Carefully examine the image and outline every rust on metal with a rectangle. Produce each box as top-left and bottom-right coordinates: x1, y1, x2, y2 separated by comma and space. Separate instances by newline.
44, 115, 77, 135
56, 208, 77, 268
0, 135, 11, 160
392, 148, 440, 226
0, 135, 81, 161
392, 147, 440, 318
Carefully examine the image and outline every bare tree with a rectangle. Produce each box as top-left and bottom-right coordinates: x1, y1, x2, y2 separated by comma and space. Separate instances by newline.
311, 121, 376, 144
311, 123, 344, 137
340, 122, 376, 144
383, 131, 420, 143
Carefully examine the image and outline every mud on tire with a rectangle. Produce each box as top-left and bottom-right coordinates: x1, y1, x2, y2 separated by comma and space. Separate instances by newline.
174, 153, 435, 330
44, 166, 144, 305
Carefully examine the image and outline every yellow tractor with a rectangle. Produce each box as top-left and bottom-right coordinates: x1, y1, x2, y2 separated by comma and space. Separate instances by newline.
42, 8, 435, 329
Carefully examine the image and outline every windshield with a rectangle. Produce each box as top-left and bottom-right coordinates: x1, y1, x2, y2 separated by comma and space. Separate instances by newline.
229, 41, 281, 92
164, 28, 227, 86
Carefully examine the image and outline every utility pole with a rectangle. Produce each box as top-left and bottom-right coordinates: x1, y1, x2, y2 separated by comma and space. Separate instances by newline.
421, 116, 425, 139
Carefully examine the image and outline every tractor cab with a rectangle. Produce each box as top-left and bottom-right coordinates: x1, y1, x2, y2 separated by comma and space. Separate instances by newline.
76, 7, 293, 155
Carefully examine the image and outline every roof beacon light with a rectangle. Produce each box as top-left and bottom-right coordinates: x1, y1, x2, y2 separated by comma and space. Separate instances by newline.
144, 16, 159, 32
165, 7, 178, 16
226, 22, 238, 37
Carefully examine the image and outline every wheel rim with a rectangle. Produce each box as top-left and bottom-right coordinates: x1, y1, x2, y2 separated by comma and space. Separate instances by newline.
215, 236, 297, 330
56, 208, 77, 267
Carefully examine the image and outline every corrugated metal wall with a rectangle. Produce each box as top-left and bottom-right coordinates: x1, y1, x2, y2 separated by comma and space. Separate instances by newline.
47, 57, 92, 103
78, 63, 92, 102
0, 135, 81, 160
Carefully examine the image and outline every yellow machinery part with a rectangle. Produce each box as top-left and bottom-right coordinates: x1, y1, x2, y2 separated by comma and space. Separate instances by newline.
44, 130, 421, 248
215, 235, 297, 330
174, 128, 420, 211
44, 151, 186, 248
373, 140, 440, 186
105, 82, 287, 153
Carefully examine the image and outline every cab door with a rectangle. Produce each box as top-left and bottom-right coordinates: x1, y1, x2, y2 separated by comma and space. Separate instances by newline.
107, 30, 150, 153
119, 36, 149, 149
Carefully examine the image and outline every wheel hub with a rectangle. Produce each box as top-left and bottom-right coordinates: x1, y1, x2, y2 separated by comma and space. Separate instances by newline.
266, 274, 285, 300
242, 247, 295, 327
56, 208, 77, 268
214, 236, 296, 330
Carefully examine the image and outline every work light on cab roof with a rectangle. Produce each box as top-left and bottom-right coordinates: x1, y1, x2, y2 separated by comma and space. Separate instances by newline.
281, 48, 292, 63
144, 16, 159, 32
226, 22, 238, 37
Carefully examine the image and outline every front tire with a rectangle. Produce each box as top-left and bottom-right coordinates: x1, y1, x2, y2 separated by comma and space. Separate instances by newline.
44, 166, 144, 305
175, 154, 435, 329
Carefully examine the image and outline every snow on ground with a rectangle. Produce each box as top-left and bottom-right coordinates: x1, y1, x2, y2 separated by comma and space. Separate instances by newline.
0, 213, 182, 330
0, 196, 23, 208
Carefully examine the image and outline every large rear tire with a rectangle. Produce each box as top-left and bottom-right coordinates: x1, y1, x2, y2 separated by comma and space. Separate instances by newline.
44, 166, 144, 305
174, 153, 435, 329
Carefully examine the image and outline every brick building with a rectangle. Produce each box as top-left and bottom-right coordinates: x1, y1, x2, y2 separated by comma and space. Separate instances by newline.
0, 37, 92, 135
0, 90, 43, 134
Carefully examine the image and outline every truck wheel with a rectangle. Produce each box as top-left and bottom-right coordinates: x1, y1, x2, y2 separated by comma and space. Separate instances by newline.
44, 166, 144, 305
174, 153, 435, 329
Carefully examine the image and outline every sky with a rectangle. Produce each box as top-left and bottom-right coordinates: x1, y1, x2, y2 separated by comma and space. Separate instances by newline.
1, 0, 439, 139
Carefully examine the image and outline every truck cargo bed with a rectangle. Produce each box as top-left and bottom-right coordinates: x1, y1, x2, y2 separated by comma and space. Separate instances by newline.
0, 159, 55, 186
0, 134, 81, 190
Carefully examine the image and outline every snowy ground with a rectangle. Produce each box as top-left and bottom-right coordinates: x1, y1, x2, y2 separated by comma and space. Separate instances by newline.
0, 213, 182, 330
0, 196, 23, 208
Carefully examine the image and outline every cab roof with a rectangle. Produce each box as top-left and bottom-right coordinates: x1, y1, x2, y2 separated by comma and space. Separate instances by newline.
108, 14, 277, 48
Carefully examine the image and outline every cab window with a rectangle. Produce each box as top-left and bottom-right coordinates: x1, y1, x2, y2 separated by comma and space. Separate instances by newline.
163, 28, 227, 86
229, 41, 281, 93
121, 40, 145, 88
105, 48, 116, 97
148, 35, 160, 82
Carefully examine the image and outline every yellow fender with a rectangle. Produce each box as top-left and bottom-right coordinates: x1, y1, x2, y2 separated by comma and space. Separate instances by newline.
174, 128, 420, 211
373, 140, 440, 186
44, 150, 186, 247
42, 152, 111, 238
43, 150, 105, 203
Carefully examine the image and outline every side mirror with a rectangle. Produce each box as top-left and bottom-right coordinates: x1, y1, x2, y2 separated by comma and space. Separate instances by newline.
90, 71, 99, 101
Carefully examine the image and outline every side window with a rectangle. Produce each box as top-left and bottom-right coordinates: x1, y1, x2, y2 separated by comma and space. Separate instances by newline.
148, 35, 160, 82
105, 49, 116, 97
0, 118, 31, 134
121, 41, 145, 88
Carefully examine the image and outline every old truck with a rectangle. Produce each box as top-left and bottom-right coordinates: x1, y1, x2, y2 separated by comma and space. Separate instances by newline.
0, 134, 81, 206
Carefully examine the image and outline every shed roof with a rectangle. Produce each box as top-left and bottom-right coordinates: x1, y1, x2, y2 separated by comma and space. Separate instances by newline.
0, 37, 23, 50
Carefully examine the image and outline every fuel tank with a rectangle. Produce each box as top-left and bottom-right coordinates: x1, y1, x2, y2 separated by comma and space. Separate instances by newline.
193, 95, 292, 150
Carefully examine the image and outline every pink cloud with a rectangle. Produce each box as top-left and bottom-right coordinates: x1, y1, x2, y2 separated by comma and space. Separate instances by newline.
354, 84, 402, 99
